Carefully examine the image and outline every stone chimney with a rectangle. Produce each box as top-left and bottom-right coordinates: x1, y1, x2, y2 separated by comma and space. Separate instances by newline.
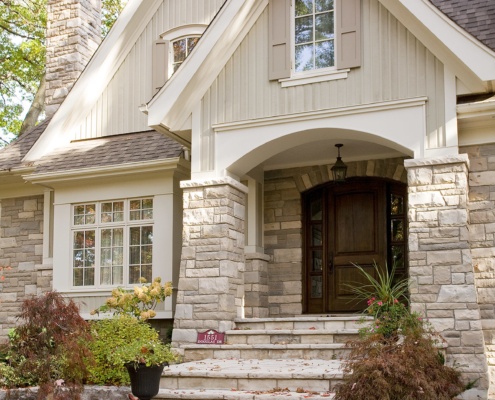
45, 0, 101, 117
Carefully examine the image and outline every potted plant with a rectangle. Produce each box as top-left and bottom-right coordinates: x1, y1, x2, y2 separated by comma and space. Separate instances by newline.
113, 317, 176, 400
90, 278, 176, 399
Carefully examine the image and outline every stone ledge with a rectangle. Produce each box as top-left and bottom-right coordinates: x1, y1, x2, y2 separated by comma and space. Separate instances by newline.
0, 385, 130, 400
181, 177, 248, 193
404, 154, 470, 168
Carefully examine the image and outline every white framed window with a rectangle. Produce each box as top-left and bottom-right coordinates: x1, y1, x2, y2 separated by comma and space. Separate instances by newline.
268, 0, 360, 85
294, 0, 335, 73
71, 198, 154, 288
152, 24, 207, 94
171, 36, 200, 75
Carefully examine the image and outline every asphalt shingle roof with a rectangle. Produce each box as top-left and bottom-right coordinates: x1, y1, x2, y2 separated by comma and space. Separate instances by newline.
430, 0, 495, 52
0, 119, 50, 171
33, 130, 184, 174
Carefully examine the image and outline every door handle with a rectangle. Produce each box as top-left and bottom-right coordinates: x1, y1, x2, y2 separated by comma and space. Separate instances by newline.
328, 253, 334, 274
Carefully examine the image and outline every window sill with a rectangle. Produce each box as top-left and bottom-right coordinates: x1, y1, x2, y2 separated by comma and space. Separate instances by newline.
279, 69, 350, 88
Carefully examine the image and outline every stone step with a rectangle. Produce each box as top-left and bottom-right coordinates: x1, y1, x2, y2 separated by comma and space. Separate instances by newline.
182, 343, 349, 361
225, 329, 359, 345
160, 359, 343, 394
155, 388, 335, 399
233, 316, 369, 331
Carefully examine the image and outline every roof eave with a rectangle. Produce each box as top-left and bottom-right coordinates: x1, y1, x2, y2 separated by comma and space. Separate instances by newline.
23, 157, 189, 185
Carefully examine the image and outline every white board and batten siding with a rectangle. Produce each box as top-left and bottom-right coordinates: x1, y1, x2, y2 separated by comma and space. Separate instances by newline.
201, 0, 447, 152
76, 0, 226, 140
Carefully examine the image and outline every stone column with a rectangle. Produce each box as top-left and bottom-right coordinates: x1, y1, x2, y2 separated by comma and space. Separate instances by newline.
46, 0, 102, 117
244, 252, 270, 318
172, 177, 247, 351
405, 155, 489, 398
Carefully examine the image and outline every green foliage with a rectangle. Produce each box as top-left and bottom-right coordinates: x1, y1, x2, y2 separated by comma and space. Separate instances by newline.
0, 0, 46, 140
101, 0, 128, 36
0, 0, 127, 144
92, 277, 173, 320
87, 315, 176, 385
1, 292, 93, 399
349, 262, 410, 312
335, 263, 465, 400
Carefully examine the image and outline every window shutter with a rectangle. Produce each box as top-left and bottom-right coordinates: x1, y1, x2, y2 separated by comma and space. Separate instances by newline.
268, 0, 290, 80
336, 0, 361, 69
152, 40, 169, 95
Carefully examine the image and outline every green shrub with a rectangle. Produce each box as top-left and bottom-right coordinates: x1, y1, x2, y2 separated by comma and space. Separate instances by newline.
87, 315, 176, 385
3, 291, 93, 399
335, 263, 465, 400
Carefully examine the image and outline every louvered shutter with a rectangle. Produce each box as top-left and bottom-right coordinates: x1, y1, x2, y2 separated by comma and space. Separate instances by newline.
336, 0, 361, 69
268, 0, 290, 80
152, 40, 169, 94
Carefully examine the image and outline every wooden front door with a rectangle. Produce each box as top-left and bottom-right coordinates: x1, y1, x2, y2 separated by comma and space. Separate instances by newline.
304, 178, 407, 313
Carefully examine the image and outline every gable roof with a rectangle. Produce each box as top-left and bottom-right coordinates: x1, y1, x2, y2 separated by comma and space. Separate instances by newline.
431, 0, 495, 52
148, 0, 495, 144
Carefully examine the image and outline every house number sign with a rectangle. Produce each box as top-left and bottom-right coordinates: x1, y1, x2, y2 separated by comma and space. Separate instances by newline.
196, 329, 225, 344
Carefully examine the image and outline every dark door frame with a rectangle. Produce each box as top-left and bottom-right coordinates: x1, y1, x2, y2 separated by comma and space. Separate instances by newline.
302, 177, 408, 314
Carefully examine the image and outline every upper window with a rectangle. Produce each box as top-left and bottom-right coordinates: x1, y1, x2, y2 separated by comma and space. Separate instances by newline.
268, 0, 360, 83
72, 198, 153, 288
294, 0, 335, 73
171, 36, 200, 75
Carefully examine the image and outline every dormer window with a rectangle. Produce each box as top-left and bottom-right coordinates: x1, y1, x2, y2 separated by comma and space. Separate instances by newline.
172, 36, 200, 74
152, 24, 207, 95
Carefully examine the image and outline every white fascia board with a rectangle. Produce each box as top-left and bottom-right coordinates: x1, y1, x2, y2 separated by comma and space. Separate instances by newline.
22, 158, 187, 185
24, 0, 163, 162
146, 0, 268, 138
457, 99, 495, 120
379, 0, 495, 90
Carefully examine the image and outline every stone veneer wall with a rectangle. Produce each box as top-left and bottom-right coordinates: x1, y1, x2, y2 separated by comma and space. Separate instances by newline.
0, 196, 51, 340
405, 155, 489, 397
460, 143, 495, 396
45, 0, 101, 117
264, 157, 407, 316
172, 178, 247, 351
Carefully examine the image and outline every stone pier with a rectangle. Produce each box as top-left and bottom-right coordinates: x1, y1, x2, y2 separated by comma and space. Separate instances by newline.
172, 177, 247, 351
405, 155, 489, 397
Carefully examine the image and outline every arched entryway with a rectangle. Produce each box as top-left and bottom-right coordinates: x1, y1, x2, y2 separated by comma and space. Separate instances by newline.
302, 177, 408, 313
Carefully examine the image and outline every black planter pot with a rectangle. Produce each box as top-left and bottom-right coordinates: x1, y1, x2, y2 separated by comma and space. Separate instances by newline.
125, 362, 167, 400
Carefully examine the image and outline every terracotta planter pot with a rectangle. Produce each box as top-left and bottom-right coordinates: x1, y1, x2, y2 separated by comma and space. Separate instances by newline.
125, 362, 167, 400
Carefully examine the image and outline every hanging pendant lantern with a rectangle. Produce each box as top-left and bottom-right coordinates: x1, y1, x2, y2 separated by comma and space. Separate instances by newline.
331, 144, 347, 183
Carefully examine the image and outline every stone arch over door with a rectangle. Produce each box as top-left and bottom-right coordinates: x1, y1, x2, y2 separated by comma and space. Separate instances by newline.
260, 157, 408, 317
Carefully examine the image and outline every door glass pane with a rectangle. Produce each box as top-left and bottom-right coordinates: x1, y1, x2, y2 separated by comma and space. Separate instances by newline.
391, 219, 404, 242
310, 198, 322, 221
311, 276, 323, 298
312, 224, 322, 246
391, 245, 405, 270
391, 194, 404, 215
312, 250, 323, 271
